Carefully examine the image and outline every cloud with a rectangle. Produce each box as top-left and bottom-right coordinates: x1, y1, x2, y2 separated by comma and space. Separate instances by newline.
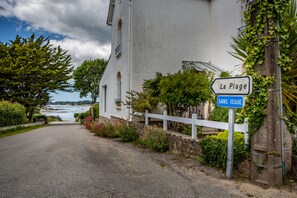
0, 0, 111, 66
51, 38, 111, 68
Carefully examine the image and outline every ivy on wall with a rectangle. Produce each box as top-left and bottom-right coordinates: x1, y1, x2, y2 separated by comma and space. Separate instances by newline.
240, 0, 291, 138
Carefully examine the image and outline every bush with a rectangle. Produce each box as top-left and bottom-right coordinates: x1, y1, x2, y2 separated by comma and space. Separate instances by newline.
119, 125, 139, 142
199, 130, 248, 169
90, 104, 99, 119
140, 126, 169, 152
74, 113, 80, 118
32, 114, 47, 119
209, 107, 229, 122
0, 101, 28, 127
47, 115, 62, 122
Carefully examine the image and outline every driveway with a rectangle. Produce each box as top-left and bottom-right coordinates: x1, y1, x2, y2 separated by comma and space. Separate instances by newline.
0, 124, 295, 198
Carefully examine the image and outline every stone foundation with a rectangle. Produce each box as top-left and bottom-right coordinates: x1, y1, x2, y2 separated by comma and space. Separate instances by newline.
167, 131, 201, 156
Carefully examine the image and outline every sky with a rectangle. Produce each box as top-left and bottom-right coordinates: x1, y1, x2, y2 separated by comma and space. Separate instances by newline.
0, 0, 111, 102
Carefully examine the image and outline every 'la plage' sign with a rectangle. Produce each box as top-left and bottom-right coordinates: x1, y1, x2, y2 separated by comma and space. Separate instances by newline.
210, 76, 253, 95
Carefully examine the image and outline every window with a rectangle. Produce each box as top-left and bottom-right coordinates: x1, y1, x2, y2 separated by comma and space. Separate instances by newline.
102, 85, 107, 113
115, 19, 122, 58
115, 72, 121, 107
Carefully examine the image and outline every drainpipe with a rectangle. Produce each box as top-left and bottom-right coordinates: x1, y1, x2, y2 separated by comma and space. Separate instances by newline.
127, 0, 133, 122
277, 20, 285, 176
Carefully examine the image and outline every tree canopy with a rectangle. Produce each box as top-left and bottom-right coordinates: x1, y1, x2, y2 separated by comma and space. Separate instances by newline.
0, 34, 73, 120
73, 58, 107, 103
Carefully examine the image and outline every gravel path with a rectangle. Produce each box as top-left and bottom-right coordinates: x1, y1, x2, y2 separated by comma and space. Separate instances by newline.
0, 124, 296, 198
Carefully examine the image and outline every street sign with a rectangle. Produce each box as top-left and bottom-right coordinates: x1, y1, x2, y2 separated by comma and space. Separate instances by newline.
211, 76, 252, 95
217, 95, 245, 109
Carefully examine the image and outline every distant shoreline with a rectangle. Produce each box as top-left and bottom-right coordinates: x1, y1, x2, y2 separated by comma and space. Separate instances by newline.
47, 101, 97, 106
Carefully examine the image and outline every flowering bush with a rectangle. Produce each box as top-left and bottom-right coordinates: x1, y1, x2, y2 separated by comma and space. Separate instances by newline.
140, 126, 169, 152
86, 116, 92, 122
84, 121, 91, 129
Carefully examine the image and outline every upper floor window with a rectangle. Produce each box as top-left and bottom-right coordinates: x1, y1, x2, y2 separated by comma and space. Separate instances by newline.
115, 19, 122, 58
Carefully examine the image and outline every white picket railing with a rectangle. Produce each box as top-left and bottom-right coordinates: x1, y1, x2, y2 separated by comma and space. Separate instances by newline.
139, 110, 249, 145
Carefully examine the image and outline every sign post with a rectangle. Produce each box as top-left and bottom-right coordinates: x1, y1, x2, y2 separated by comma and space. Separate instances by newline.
211, 76, 252, 180
226, 108, 235, 179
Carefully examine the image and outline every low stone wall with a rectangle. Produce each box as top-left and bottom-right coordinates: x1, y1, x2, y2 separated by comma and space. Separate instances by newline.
167, 131, 201, 156
99, 116, 201, 156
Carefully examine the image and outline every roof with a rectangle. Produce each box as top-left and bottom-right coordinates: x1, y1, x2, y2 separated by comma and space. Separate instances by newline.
182, 61, 226, 76
106, 0, 115, 26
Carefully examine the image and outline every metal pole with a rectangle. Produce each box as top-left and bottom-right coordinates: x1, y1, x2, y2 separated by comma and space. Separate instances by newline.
226, 108, 235, 179
145, 110, 149, 126
163, 111, 168, 131
192, 114, 197, 139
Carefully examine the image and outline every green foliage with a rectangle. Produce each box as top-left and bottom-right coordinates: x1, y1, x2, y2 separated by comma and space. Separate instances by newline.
159, 68, 213, 116
0, 34, 73, 120
47, 115, 62, 122
73, 59, 107, 103
90, 104, 99, 119
32, 114, 47, 119
77, 111, 91, 120
0, 100, 28, 127
125, 90, 159, 113
74, 113, 80, 118
127, 68, 213, 118
229, 1, 297, 141
140, 126, 169, 152
199, 131, 248, 169
119, 125, 139, 142
209, 107, 229, 122
284, 111, 297, 134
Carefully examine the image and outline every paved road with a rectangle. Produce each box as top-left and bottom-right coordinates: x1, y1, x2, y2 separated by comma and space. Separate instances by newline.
0, 124, 295, 198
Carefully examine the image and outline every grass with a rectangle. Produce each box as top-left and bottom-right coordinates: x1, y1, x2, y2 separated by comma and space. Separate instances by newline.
0, 125, 47, 139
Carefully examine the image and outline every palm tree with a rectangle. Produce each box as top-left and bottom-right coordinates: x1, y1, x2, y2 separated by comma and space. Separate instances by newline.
229, 0, 297, 112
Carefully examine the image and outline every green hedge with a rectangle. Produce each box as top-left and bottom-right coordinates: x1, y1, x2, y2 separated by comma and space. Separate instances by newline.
32, 114, 47, 119
90, 104, 99, 119
0, 101, 28, 127
199, 130, 248, 169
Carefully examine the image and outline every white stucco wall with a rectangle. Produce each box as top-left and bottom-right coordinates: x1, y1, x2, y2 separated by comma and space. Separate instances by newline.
100, 0, 130, 120
209, 0, 243, 74
100, 0, 244, 120
131, 0, 211, 92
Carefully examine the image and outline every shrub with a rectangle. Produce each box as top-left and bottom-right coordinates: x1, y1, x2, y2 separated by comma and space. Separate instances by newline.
47, 115, 61, 122
199, 130, 248, 169
90, 104, 99, 119
0, 101, 28, 127
209, 107, 229, 122
74, 113, 80, 118
32, 114, 47, 119
140, 126, 169, 152
119, 125, 139, 142
84, 121, 92, 130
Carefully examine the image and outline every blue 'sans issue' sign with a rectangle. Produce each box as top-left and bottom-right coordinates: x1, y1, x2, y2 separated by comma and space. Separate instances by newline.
217, 95, 245, 108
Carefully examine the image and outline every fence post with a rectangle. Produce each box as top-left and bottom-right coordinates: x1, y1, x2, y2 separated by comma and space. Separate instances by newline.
191, 114, 197, 139
244, 118, 249, 145
145, 110, 149, 125
163, 111, 168, 131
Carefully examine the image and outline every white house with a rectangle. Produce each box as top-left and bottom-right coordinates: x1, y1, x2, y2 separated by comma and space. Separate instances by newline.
100, 0, 247, 121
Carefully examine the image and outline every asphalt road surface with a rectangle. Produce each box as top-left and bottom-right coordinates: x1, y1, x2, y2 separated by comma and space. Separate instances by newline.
0, 123, 296, 198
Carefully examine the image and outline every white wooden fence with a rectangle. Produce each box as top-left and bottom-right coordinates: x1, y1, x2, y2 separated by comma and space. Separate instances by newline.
140, 110, 249, 145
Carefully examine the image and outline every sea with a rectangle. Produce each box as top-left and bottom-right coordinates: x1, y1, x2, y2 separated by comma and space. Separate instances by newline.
40, 105, 91, 121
